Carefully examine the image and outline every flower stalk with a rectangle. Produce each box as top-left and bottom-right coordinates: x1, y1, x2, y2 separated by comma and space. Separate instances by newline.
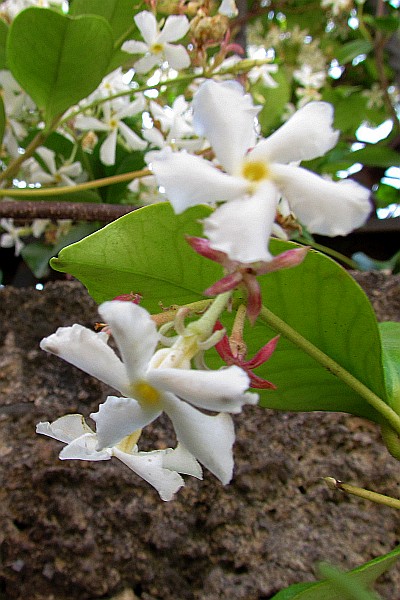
324, 477, 400, 511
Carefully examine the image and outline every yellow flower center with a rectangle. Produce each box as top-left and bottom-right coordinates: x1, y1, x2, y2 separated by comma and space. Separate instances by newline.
116, 429, 142, 453
242, 160, 270, 182
150, 42, 164, 54
109, 118, 118, 129
132, 380, 161, 406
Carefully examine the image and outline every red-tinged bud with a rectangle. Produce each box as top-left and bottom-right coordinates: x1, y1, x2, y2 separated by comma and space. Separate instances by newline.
113, 292, 142, 304
186, 236, 228, 263
257, 247, 309, 275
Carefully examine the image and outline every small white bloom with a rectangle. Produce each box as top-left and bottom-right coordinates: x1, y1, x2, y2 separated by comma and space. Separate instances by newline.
293, 65, 326, 89
122, 11, 191, 74
0, 218, 26, 256
248, 63, 279, 88
37, 414, 202, 501
149, 80, 371, 263
40, 301, 258, 484
321, 0, 353, 15
30, 147, 83, 186
75, 97, 147, 166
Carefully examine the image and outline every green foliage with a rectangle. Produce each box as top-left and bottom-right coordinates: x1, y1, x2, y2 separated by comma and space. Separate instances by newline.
6, 7, 114, 127
379, 322, 400, 415
352, 251, 400, 274
270, 545, 400, 599
0, 18, 8, 69
254, 69, 291, 134
0, 92, 5, 146
335, 40, 373, 65
51, 203, 389, 422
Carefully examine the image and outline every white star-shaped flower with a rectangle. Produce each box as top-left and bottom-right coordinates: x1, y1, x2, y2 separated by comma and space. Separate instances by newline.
29, 147, 83, 187
122, 11, 191, 74
37, 414, 202, 501
75, 97, 147, 166
40, 301, 258, 484
149, 80, 371, 263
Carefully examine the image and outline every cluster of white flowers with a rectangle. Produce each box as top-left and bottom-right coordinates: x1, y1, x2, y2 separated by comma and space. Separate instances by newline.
38, 300, 259, 500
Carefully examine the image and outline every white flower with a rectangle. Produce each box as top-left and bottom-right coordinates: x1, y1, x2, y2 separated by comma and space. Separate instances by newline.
122, 11, 190, 74
321, 0, 352, 15
293, 65, 326, 89
0, 218, 25, 255
37, 414, 202, 501
248, 63, 279, 88
29, 147, 83, 186
75, 97, 147, 166
40, 301, 258, 484
149, 80, 371, 263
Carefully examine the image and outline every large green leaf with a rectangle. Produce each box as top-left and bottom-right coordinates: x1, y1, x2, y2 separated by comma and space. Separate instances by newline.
0, 19, 8, 70
50, 203, 389, 422
335, 39, 373, 65
380, 322, 400, 415
50, 204, 222, 311
249, 243, 387, 419
270, 545, 400, 599
69, 0, 135, 43
7, 8, 114, 126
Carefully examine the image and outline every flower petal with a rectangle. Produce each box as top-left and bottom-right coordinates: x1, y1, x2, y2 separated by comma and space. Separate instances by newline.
91, 396, 161, 450
149, 148, 247, 213
161, 392, 235, 484
134, 53, 161, 74
75, 115, 109, 132
118, 121, 147, 151
203, 182, 279, 263
100, 129, 117, 166
98, 301, 159, 383
271, 164, 372, 236
148, 365, 258, 414
121, 40, 149, 55
60, 433, 112, 461
40, 324, 130, 394
113, 447, 185, 501
161, 444, 203, 479
193, 80, 259, 174
250, 102, 339, 164
158, 15, 190, 42
164, 44, 191, 70
134, 11, 157, 46
36, 414, 94, 444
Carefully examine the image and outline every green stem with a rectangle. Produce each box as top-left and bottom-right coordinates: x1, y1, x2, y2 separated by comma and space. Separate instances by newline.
381, 423, 400, 461
259, 305, 400, 437
324, 477, 400, 510
190, 291, 232, 339
0, 129, 48, 184
0, 168, 151, 198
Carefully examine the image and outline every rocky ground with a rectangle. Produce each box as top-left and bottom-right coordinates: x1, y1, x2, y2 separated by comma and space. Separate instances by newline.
0, 272, 399, 600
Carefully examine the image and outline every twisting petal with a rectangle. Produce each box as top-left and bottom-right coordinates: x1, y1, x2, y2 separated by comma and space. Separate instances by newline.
99, 302, 159, 384
91, 396, 161, 450
161, 444, 203, 479
203, 182, 279, 263
158, 15, 190, 43
147, 365, 258, 414
164, 44, 191, 70
100, 129, 117, 166
250, 102, 339, 164
135, 53, 162, 74
161, 392, 235, 484
271, 164, 371, 236
193, 80, 260, 174
113, 447, 185, 501
40, 325, 130, 395
149, 148, 247, 213
134, 11, 157, 46
118, 121, 147, 151
75, 115, 110, 132
36, 414, 93, 444
205, 271, 243, 296
60, 433, 112, 461
242, 272, 262, 325
121, 40, 149, 54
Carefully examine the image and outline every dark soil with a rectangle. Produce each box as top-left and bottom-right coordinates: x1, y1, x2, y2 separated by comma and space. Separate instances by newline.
0, 272, 399, 600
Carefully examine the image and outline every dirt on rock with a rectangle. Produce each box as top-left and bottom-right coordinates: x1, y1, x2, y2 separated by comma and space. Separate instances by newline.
0, 272, 399, 600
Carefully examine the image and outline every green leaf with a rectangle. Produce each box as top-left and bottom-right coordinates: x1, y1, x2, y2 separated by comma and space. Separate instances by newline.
0, 92, 5, 147
270, 545, 400, 599
335, 40, 373, 65
380, 322, 400, 415
351, 145, 400, 168
255, 69, 291, 134
50, 203, 222, 311
375, 183, 400, 209
7, 8, 114, 126
69, 0, 135, 42
352, 251, 400, 275
0, 18, 8, 70
50, 203, 388, 422
249, 244, 387, 420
